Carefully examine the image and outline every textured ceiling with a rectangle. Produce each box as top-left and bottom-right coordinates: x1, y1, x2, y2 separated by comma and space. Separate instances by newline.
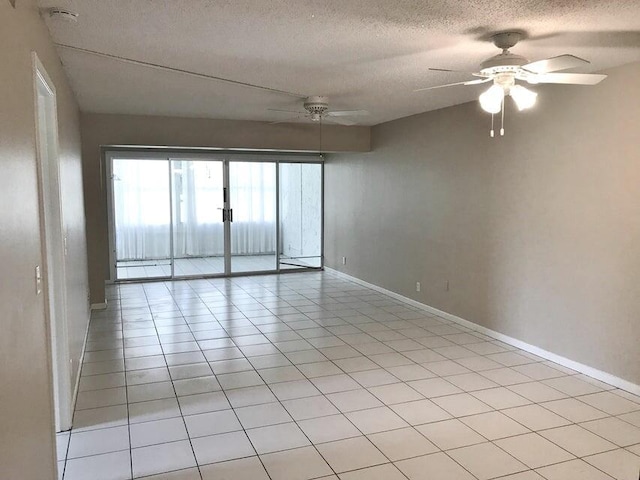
38, 0, 640, 125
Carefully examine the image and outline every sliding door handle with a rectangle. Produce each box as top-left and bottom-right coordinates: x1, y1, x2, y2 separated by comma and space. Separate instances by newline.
219, 208, 226, 222
229, 209, 233, 222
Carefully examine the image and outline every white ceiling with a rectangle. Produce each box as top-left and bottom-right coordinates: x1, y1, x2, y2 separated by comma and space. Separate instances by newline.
38, 0, 640, 126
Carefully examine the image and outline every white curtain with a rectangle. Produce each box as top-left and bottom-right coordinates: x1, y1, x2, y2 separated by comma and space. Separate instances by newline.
114, 159, 276, 261
113, 160, 171, 261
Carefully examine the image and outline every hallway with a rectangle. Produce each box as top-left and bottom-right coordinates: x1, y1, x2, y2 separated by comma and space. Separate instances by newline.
57, 272, 640, 479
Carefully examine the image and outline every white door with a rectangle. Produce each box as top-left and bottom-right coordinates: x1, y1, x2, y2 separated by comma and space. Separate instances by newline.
33, 54, 72, 433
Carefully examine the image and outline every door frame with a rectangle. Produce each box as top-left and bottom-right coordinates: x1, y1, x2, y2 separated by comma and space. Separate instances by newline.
32, 53, 72, 433
105, 149, 324, 282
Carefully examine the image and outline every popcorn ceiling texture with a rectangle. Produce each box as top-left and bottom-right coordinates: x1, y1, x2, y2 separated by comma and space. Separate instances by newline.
38, 0, 640, 124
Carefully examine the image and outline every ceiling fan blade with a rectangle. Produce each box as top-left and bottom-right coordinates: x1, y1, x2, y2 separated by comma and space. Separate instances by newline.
324, 116, 357, 126
522, 54, 590, 74
414, 77, 491, 92
429, 68, 475, 73
327, 110, 369, 117
269, 116, 303, 125
528, 72, 607, 85
267, 108, 306, 114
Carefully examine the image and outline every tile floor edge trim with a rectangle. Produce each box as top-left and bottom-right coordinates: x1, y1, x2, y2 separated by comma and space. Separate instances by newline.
90, 300, 108, 311
325, 267, 640, 396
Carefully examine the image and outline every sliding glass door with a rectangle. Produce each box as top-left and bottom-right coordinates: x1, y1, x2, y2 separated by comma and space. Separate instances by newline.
279, 162, 322, 269
111, 158, 172, 280
171, 160, 226, 277
229, 161, 277, 273
109, 152, 322, 281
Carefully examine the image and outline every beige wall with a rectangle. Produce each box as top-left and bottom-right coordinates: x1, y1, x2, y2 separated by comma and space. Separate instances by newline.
325, 62, 640, 386
81, 112, 370, 303
0, 1, 90, 478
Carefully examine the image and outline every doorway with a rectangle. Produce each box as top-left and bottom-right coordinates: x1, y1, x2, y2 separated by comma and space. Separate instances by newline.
33, 54, 72, 433
107, 152, 322, 281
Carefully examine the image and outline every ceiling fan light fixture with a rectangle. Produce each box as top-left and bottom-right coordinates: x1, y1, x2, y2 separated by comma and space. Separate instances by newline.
510, 85, 537, 111
479, 84, 504, 114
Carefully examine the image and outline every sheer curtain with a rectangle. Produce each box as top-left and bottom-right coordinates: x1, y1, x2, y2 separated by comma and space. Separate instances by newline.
113, 159, 276, 261
229, 162, 276, 255
113, 159, 171, 261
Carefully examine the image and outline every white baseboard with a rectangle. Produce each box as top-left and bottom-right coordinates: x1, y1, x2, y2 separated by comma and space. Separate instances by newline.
325, 267, 640, 396
90, 300, 108, 310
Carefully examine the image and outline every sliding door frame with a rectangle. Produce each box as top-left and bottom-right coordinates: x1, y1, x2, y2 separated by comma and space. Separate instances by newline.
105, 148, 324, 283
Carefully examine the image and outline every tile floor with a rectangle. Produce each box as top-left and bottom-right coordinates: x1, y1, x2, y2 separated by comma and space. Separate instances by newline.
57, 271, 640, 479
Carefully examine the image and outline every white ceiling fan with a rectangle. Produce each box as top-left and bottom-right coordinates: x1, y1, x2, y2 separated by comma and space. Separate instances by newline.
268, 96, 369, 125
416, 32, 607, 126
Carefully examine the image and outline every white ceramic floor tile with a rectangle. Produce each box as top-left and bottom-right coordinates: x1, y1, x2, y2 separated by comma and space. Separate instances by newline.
408, 378, 463, 398
269, 379, 322, 401
395, 452, 476, 480
130, 417, 188, 448
367, 427, 438, 461
338, 463, 406, 480
540, 424, 618, 457
368, 382, 424, 405
200, 456, 270, 480
191, 431, 256, 464
539, 398, 609, 423
326, 389, 383, 413
316, 436, 387, 473
445, 372, 500, 392
68, 426, 130, 459
470, 387, 532, 410
345, 406, 408, 434
178, 391, 230, 415
448, 442, 528, 480
312, 374, 361, 394
461, 411, 530, 440
73, 405, 127, 432
64, 450, 131, 480
584, 449, 640, 480
581, 416, 640, 447
502, 404, 571, 431
132, 440, 196, 478
235, 402, 292, 428
416, 419, 486, 450
282, 395, 340, 420
260, 445, 333, 480
431, 393, 493, 417
390, 399, 452, 425
246, 422, 311, 454
579, 391, 640, 416
129, 397, 181, 423
184, 409, 242, 438
142, 467, 201, 479
496, 433, 575, 468
298, 414, 362, 444
536, 459, 614, 480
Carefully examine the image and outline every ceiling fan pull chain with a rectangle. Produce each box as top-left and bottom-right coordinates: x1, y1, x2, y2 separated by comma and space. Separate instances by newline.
500, 97, 505, 136
490, 113, 495, 138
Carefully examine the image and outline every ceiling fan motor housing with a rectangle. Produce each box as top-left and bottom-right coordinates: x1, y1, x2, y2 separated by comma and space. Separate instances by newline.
480, 52, 529, 75
304, 96, 329, 115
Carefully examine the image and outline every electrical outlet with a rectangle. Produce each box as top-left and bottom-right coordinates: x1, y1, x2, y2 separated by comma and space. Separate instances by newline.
342, 256, 346, 265
416, 282, 421, 292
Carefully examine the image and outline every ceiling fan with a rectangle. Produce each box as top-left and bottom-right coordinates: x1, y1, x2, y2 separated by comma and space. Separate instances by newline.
268, 96, 369, 125
416, 32, 607, 135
